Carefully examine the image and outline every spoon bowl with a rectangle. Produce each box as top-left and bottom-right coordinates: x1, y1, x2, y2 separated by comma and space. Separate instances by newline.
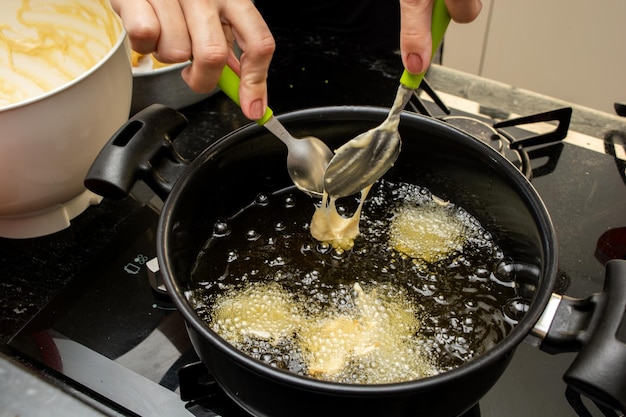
323, 0, 451, 198
323, 85, 410, 197
218, 66, 333, 197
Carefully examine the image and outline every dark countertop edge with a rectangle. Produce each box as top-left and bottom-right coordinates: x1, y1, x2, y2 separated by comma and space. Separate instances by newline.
427, 64, 626, 138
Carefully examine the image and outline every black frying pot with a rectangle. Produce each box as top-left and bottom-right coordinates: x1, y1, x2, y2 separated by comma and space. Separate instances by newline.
86, 104, 626, 417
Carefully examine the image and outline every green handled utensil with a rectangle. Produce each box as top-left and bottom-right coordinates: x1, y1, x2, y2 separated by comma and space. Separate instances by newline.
218, 66, 333, 198
323, 0, 451, 199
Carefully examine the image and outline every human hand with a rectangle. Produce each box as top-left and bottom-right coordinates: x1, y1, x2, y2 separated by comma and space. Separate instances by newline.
110, 0, 275, 120
400, 0, 482, 74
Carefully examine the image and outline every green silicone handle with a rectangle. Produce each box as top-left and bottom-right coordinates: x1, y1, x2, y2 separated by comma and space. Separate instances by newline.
399, 0, 451, 89
217, 65, 274, 125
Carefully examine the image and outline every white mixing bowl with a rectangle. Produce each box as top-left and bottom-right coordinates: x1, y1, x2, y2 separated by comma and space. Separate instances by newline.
0, 2, 132, 239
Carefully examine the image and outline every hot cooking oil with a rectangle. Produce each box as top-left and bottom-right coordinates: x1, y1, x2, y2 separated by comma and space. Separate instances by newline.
188, 180, 526, 384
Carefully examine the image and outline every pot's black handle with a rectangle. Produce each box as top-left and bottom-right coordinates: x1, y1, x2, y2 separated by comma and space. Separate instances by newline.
85, 104, 189, 201
540, 259, 626, 411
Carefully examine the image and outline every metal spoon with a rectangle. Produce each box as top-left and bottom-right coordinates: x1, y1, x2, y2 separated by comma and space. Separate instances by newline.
323, 0, 451, 198
218, 65, 333, 197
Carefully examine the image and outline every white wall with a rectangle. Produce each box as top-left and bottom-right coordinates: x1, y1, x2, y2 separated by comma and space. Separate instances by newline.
442, 0, 626, 114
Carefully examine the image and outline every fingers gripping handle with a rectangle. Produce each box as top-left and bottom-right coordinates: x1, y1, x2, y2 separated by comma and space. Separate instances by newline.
218, 65, 273, 125
400, 0, 451, 90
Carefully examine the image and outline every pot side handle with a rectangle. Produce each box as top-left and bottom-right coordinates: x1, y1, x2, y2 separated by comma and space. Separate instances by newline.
539, 259, 626, 412
85, 104, 189, 201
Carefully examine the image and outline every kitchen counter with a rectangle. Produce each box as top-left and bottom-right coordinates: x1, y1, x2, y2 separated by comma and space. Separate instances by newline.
426, 65, 626, 139
1, 28, 625, 416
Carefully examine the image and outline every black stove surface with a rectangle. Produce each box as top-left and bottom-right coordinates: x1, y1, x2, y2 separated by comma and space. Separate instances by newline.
3, 30, 626, 417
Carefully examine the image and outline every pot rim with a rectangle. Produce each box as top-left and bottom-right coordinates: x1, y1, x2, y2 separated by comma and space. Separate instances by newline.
0, 26, 128, 113
159, 106, 559, 394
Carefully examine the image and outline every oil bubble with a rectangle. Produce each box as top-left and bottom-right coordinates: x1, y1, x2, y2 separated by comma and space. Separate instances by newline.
316, 241, 331, 254
494, 258, 516, 283
213, 220, 230, 237
301, 242, 313, 254
284, 196, 296, 208
503, 297, 529, 322
474, 267, 490, 279
269, 257, 285, 267
246, 229, 261, 241
255, 193, 270, 206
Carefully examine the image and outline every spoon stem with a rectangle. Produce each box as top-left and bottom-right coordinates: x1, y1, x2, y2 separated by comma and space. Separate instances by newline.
383, 85, 415, 130
263, 116, 297, 148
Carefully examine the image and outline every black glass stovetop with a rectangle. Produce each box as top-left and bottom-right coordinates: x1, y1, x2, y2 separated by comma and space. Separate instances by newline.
4, 29, 626, 417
